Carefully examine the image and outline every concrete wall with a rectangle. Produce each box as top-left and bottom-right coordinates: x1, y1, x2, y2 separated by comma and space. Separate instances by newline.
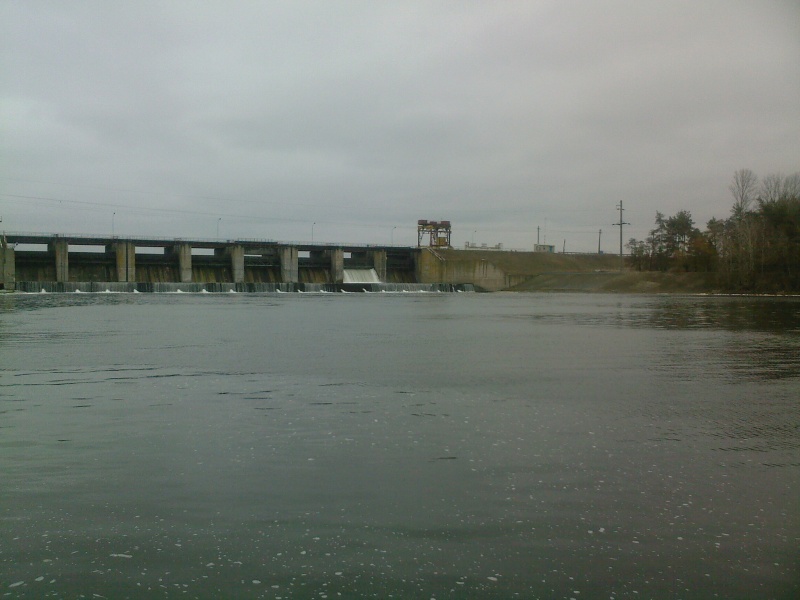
174, 243, 193, 283
330, 248, 344, 284
112, 242, 136, 282
372, 250, 387, 282
230, 245, 245, 283
216, 245, 244, 283
1, 241, 15, 290
416, 249, 513, 291
49, 239, 69, 283
280, 246, 299, 283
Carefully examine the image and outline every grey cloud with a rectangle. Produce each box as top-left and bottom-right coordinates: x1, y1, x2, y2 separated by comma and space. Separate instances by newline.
2, 1, 799, 248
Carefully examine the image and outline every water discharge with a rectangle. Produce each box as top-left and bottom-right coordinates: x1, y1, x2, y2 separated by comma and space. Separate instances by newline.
342, 268, 381, 284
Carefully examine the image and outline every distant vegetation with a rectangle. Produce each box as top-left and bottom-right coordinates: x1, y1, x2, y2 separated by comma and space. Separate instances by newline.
627, 169, 800, 293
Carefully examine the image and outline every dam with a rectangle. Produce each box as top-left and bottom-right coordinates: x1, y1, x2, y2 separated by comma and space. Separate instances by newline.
0, 233, 468, 293
1, 233, 624, 293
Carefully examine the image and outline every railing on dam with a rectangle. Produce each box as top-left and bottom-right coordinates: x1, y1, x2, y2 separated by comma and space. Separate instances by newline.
3, 231, 413, 251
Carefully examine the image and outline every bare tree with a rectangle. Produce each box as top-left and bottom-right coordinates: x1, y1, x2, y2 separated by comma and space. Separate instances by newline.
725, 169, 761, 285
759, 173, 784, 205
729, 168, 758, 220
759, 172, 800, 207
783, 172, 800, 200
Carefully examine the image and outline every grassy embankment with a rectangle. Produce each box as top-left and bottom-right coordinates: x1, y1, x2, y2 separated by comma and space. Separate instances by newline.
439, 249, 718, 293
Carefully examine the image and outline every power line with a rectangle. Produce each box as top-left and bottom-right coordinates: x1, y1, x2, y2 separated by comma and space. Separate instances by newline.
0, 192, 415, 231
3, 188, 636, 247
0, 176, 336, 210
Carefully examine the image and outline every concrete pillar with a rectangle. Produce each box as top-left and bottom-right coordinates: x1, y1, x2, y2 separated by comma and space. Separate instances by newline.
173, 243, 192, 283
112, 242, 136, 282
279, 246, 298, 283
50, 238, 69, 282
330, 248, 344, 284
228, 244, 244, 283
372, 250, 387, 282
415, 248, 441, 283
0, 239, 15, 290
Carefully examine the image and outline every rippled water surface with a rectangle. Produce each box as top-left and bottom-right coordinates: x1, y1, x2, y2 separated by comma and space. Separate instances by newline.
1, 292, 798, 599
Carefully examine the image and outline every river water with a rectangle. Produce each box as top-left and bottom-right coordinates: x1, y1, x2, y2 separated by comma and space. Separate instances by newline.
1, 292, 798, 599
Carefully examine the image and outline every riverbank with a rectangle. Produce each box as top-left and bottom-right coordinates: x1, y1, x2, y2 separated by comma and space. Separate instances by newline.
509, 270, 720, 294
422, 249, 721, 293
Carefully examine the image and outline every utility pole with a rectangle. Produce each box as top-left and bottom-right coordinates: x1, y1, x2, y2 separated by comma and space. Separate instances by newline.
613, 201, 630, 271
598, 228, 602, 254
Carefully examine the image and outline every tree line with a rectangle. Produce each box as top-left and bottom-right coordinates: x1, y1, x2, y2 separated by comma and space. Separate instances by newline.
627, 169, 800, 292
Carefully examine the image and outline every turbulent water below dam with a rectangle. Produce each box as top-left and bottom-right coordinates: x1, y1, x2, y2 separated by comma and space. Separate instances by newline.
1, 292, 799, 599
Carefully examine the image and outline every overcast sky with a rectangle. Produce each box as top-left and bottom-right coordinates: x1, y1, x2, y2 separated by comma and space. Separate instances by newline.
2, 1, 798, 251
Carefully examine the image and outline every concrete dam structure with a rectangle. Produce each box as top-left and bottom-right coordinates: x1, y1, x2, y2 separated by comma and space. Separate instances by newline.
0, 233, 469, 293
1, 233, 623, 293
